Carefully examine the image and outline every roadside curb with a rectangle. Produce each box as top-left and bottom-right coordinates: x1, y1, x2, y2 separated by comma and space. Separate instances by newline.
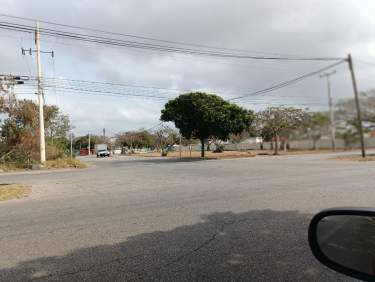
0, 166, 92, 176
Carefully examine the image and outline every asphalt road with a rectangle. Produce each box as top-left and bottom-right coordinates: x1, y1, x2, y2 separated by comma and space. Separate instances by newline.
0, 152, 373, 281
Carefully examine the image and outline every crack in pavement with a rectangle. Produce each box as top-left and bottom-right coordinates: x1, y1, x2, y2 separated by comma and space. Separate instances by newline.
25, 217, 248, 281
161, 217, 248, 270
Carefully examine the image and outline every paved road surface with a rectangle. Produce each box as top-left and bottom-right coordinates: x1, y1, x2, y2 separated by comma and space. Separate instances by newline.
0, 153, 373, 281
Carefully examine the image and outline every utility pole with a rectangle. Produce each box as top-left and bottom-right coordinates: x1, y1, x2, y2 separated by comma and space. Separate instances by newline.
179, 134, 182, 159
347, 54, 366, 158
70, 133, 73, 159
35, 21, 46, 165
103, 128, 106, 138
320, 70, 336, 151
21, 23, 54, 165
88, 134, 91, 155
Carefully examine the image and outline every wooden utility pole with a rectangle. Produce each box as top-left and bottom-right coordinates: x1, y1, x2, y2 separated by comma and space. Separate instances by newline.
70, 133, 73, 159
20, 23, 53, 165
88, 134, 91, 155
35, 21, 46, 165
320, 70, 336, 151
179, 134, 182, 159
347, 54, 366, 158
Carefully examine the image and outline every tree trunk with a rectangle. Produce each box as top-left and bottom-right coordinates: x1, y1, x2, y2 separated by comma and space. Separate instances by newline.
260, 142, 264, 150
274, 134, 279, 155
313, 139, 317, 150
200, 138, 205, 158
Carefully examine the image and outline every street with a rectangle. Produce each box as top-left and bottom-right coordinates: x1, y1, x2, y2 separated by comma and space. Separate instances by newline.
0, 153, 372, 281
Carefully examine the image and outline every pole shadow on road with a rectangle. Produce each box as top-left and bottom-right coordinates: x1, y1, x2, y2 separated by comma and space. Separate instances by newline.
0, 210, 351, 281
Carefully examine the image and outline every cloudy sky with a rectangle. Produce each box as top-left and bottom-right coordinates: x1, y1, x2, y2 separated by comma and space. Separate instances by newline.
0, 0, 375, 136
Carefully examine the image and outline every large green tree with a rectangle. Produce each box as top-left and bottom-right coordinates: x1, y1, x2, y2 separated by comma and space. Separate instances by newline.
160, 92, 254, 157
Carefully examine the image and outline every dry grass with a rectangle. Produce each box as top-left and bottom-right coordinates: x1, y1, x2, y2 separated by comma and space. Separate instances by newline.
331, 154, 375, 161
45, 158, 88, 169
134, 149, 342, 159
134, 150, 254, 159
0, 184, 31, 202
0, 163, 25, 172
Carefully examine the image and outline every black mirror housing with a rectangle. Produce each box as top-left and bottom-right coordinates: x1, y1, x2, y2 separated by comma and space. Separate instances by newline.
309, 208, 375, 281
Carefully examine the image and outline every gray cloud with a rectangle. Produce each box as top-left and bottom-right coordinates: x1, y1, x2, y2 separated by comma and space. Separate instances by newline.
1, 0, 375, 135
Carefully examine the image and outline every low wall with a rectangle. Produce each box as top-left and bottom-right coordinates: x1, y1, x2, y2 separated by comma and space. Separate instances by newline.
223, 138, 375, 151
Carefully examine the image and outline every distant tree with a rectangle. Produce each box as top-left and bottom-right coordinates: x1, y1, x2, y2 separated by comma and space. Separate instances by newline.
336, 120, 358, 150
333, 90, 375, 149
302, 112, 330, 150
229, 131, 250, 144
115, 130, 156, 151
154, 125, 178, 156
73, 135, 106, 151
336, 90, 375, 126
160, 92, 254, 157
259, 106, 306, 155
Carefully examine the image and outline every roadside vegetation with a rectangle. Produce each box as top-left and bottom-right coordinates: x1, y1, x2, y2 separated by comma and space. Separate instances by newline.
107, 90, 375, 158
0, 184, 31, 202
0, 96, 84, 170
2, 90, 375, 165
44, 158, 87, 169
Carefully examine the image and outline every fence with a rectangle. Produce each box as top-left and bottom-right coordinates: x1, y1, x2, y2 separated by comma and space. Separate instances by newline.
223, 137, 375, 151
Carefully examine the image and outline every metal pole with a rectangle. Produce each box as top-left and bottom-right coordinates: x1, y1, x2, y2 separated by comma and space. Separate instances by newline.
36, 21, 46, 165
320, 70, 336, 151
347, 54, 366, 158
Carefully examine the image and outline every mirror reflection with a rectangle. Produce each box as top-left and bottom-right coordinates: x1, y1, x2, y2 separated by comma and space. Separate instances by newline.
317, 215, 375, 276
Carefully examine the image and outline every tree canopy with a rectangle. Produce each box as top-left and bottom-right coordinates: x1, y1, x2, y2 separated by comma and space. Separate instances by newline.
160, 92, 254, 157
259, 106, 306, 154
0, 97, 72, 164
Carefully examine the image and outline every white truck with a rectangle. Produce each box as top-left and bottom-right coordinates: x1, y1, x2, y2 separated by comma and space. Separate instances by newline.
95, 144, 110, 157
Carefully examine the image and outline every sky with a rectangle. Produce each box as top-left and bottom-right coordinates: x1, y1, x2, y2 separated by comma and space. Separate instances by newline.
0, 0, 375, 136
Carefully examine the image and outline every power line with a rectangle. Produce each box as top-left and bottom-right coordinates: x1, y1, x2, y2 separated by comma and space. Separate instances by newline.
0, 21, 344, 62
36, 76, 190, 93
0, 13, 333, 58
355, 58, 375, 68
229, 60, 346, 101
13, 70, 335, 104
16, 85, 172, 100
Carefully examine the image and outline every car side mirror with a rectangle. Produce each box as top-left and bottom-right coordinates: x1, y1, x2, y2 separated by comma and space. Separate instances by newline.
308, 208, 375, 281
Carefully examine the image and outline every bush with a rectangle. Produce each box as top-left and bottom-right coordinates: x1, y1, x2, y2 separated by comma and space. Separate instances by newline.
213, 144, 224, 153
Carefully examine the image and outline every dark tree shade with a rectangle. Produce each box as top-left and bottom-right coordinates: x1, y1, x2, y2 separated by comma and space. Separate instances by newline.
160, 92, 254, 157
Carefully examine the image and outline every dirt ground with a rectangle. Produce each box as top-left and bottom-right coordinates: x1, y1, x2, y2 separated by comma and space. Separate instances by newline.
331, 154, 375, 161
133, 149, 344, 159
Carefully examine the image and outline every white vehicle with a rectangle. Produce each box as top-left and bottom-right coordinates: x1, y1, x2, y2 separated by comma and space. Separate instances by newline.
96, 149, 110, 157
95, 144, 110, 157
